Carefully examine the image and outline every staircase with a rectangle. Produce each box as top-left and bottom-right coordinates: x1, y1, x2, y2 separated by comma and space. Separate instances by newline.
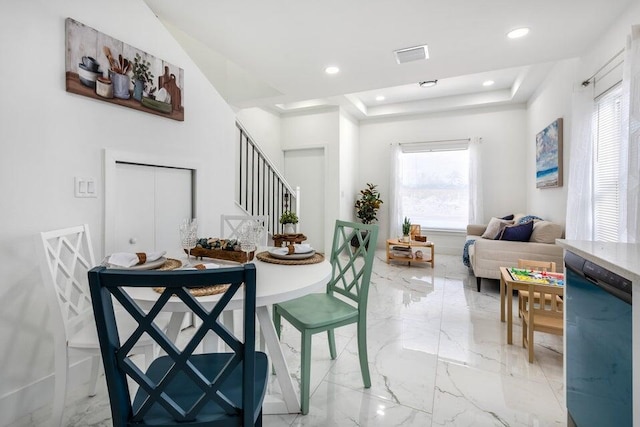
236, 122, 299, 237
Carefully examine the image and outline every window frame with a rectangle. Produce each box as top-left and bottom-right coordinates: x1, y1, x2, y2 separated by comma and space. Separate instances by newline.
592, 83, 622, 242
397, 141, 470, 232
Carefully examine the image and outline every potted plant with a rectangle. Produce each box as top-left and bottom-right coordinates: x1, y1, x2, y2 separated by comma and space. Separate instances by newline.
131, 53, 154, 101
402, 217, 411, 242
352, 183, 383, 248
279, 210, 299, 234
355, 183, 383, 224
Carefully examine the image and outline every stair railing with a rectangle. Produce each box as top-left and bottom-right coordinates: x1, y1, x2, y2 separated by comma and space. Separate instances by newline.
236, 122, 299, 237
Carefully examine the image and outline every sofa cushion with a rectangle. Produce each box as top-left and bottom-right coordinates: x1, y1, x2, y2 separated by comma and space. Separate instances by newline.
530, 220, 564, 244
481, 217, 514, 239
501, 214, 514, 220
498, 220, 534, 241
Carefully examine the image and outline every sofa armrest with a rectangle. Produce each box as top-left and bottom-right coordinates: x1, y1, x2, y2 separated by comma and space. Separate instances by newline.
467, 224, 487, 237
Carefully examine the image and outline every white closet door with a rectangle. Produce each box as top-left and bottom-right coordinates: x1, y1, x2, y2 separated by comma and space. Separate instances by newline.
114, 163, 156, 253
155, 166, 193, 257
114, 163, 193, 256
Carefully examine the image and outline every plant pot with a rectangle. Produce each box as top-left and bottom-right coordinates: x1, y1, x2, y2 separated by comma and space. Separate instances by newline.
133, 79, 144, 101
402, 235, 410, 243
283, 223, 295, 234
351, 230, 370, 249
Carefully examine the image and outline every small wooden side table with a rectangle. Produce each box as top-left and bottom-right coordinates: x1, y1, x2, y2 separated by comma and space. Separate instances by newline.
386, 238, 435, 267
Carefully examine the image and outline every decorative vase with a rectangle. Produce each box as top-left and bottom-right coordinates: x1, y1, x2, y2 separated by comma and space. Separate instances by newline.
111, 72, 130, 99
133, 79, 144, 101
283, 223, 295, 234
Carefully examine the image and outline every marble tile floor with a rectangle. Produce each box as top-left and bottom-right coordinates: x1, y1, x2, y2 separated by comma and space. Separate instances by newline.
13, 252, 565, 427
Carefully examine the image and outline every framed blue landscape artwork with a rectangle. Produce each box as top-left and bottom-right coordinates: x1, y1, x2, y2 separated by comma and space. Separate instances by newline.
536, 118, 563, 188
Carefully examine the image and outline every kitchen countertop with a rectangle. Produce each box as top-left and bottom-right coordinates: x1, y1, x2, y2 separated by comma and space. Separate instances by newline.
556, 239, 640, 284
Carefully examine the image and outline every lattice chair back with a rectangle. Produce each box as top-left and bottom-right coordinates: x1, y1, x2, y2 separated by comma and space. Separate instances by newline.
87, 264, 268, 426
39, 224, 97, 343
327, 220, 379, 309
220, 215, 269, 246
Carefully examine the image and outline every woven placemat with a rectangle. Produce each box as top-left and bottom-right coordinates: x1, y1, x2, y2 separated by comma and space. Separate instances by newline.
155, 258, 183, 271
153, 284, 230, 297
256, 251, 325, 265
151, 258, 230, 296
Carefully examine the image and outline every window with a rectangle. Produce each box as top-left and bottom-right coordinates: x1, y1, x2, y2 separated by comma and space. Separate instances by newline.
398, 142, 469, 230
592, 84, 622, 241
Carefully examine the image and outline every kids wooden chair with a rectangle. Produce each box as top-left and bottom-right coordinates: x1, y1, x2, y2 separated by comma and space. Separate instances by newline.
519, 282, 564, 363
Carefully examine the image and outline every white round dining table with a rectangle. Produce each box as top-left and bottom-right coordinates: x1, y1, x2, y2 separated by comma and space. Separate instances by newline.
125, 250, 331, 415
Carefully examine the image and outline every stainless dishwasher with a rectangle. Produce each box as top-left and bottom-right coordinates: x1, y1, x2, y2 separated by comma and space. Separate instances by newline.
565, 251, 633, 427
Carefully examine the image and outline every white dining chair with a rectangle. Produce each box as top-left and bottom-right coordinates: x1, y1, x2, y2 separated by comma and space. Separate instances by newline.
38, 224, 167, 427
219, 215, 269, 351
220, 214, 269, 246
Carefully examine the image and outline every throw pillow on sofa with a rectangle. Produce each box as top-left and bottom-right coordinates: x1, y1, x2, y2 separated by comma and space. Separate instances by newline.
481, 217, 514, 239
517, 214, 544, 224
498, 220, 534, 241
530, 220, 564, 243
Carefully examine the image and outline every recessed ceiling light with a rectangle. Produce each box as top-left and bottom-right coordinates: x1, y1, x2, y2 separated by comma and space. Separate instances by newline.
507, 27, 530, 39
375, 95, 385, 101
483, 80, 495, 87
419, 80, 438, 88
325, 66, 340, 75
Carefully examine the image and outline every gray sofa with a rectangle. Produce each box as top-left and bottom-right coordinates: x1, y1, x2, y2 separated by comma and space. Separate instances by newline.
465, 214, 564, 291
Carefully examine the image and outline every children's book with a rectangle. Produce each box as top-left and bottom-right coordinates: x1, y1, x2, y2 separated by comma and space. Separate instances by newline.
507, 268, 564, 287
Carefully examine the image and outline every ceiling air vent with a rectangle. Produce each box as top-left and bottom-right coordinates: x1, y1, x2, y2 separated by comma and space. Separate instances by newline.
394, 45, 429, 64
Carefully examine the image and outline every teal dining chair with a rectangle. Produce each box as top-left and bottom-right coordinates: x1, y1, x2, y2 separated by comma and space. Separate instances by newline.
273, 220, 379, 414
87, 263, 268, 426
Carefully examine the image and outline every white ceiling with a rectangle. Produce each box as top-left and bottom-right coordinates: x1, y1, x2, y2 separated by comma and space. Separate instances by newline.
144, 0, 633, 118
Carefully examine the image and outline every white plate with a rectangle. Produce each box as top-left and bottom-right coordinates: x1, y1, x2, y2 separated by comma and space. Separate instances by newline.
108, 257, 168, 270
268, 248, 316, 260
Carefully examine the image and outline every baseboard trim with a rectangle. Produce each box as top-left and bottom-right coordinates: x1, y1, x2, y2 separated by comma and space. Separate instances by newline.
0, 357, 94, 426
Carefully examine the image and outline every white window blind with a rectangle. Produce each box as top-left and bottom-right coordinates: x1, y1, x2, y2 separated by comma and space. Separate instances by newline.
593, 85, 622, 241
398, 141, 469, 230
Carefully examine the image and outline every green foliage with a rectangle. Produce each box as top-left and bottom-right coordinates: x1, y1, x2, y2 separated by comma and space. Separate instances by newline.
131, 53, 154, 90
402, 217, 412, 235
355, 183, 383, 224
279, 210, 299, 224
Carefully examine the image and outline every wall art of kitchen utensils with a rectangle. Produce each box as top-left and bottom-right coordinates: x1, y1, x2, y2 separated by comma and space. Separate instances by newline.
65, 18, 184, 121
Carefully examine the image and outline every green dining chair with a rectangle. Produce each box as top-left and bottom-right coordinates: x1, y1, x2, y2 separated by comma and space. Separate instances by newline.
273, 220, 379, 414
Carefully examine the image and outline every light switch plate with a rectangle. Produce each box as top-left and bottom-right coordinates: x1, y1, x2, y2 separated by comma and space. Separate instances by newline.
75, 177, 97, 198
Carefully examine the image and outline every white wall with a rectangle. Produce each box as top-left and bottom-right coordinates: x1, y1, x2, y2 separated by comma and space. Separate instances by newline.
236, 107, 284, 172
358, 106, 528, 253
339, 110, 359, 222
579, 2, 640, 82
525, 59, 577, 225
0, 1, 237, 423
525, 1, 640, 227
281, 108, 340, 251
